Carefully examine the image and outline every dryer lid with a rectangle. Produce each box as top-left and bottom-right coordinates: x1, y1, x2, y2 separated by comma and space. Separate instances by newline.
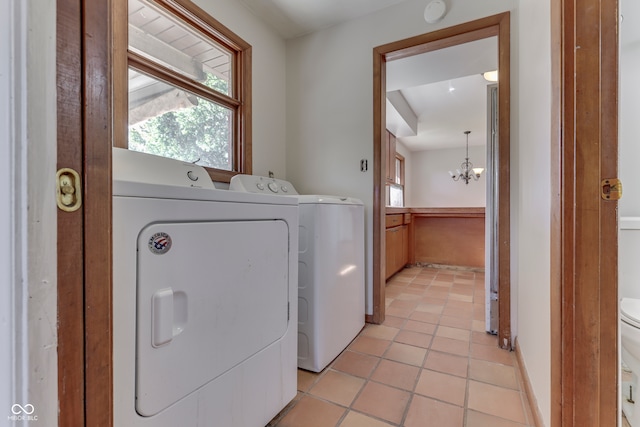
621, 298, 640, 328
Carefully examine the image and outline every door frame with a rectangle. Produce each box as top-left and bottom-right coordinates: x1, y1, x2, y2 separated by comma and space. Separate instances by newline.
550, 0, 619, 425
371, 13, 512, 349
57, 0, 113, 424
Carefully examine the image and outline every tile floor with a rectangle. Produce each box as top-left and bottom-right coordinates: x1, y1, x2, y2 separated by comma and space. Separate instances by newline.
267, 266, 536, 427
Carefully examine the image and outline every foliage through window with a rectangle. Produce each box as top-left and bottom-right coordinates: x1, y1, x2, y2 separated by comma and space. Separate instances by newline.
125, 0, 251, 181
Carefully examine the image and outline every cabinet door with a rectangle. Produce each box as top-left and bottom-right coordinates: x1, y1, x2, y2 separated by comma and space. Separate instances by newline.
400, 225, 409, 267
385, 227, 400, 280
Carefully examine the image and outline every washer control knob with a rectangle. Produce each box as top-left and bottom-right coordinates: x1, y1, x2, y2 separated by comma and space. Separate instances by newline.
281, 185, 289, 193
256, 182, 265, 190
267, 182, 279, 193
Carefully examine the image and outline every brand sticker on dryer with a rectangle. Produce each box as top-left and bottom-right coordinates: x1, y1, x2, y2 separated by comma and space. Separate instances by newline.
148, 232, 172, 255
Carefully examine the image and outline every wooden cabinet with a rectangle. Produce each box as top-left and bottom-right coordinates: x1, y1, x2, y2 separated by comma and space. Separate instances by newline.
385, 212, 410, 280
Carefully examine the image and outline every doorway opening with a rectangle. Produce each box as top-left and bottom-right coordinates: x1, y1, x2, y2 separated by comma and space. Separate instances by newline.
371, 12, 511, 349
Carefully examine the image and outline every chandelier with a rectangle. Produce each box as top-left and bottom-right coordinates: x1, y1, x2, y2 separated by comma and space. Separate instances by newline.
449, 130, 484, 184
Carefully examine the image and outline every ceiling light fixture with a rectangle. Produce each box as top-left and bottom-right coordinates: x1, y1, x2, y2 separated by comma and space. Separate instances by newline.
449, 131, 484, 185
424, 0, 447, 24
483, 70, 498, 82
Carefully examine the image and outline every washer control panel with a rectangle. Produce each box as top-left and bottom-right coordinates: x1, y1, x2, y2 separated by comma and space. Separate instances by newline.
229, 174, 299, 196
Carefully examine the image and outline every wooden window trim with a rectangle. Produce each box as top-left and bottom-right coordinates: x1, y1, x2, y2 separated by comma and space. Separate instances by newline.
395, 152, 405, 186
119, 0, 252, 183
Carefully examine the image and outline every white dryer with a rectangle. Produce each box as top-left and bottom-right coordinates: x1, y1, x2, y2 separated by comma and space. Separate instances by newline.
230, 175, 365, 372
112, 148, 298, 427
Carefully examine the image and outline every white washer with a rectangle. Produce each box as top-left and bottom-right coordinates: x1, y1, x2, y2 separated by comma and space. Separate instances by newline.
112, 148, 298, 427
230, 175, 365, 372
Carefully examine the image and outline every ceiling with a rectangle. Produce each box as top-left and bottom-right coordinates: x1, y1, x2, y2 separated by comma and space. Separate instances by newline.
236, 0, 413, 39
236, 0, 498, 152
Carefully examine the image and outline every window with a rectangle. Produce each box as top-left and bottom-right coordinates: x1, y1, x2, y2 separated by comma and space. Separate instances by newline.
388, 153, 405, 207
124, 0, 251, 182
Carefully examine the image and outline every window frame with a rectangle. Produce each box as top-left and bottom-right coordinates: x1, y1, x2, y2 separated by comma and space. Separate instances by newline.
118, 0, 252, 182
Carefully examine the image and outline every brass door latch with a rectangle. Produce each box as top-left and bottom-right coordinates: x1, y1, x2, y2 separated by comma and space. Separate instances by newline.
56, 168, 82, 212
601, 178, 622, 201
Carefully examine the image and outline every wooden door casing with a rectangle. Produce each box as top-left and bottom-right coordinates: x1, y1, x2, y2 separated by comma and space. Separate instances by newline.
57, 0, 113, 425
551, 0, 619, 425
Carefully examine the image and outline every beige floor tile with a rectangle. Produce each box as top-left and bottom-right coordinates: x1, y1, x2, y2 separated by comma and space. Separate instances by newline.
436, 325, 471, 342
383, 342, 428, 366
466, 410, 528, 427
338, 411, 395, 427
351, 382, 411, 424
331, 350, 379, 378
390, 299, 419, 309
394, 330, 432, 349
448, 293, 473, 302
471, 342, 514, 366
409, 311, 441, 325
382, 315, 406, 329
404, 395, 464, 427
439, 314, 472, 330
270, 266, 539, 427
442, 306, 473, 319
430, 336, 470, 357
297, 369, 320, 392
348, 336, 391, 357
275, 395, 346, 427
423, 350, 468, 378
415, 303, 443, 314
424, 289, 450, 299
472, 331, 498, 346
469, 358, 518, 389
407, 282, 429, 291
386, 305, 414, 318
467, 380, 526, 424
370, 358, 421, 391
420, 296, 448, 305
394, 293, 424, 302
361, 324, 399, 341
414, 369, 466, 406
446, 300, 474, 310
472, 319, 486, 332
403, 319, 437, 335
392, 275, 413, 283
309, 370, 365, 407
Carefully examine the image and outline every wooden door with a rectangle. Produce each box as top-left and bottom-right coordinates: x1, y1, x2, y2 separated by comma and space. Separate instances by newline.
57, 0, 113, 425
551, 0, 619, 425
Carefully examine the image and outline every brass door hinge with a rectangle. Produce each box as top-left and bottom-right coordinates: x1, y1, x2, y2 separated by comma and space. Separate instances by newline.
56, 168, 82, 212
601, 178, 622, 201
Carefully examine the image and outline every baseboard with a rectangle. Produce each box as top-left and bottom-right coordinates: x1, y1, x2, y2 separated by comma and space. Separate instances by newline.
514, 337, 545, 427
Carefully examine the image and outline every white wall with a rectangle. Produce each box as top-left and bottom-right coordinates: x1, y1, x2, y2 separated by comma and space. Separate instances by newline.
1, 0, 16, 419
5, 0, 59, 424
196, 0, 288, 179
513, 1, 552, 425
408, 146, 487, 207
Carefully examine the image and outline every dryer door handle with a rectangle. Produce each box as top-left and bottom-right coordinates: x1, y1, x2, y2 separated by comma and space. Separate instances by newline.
152, 288, 174, 347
